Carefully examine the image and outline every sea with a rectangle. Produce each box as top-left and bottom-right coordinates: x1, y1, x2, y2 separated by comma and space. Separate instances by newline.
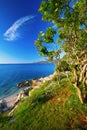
0, 63, 55, 98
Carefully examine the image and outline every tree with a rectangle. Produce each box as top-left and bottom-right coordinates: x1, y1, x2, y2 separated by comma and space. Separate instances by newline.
35, 0, 87, 104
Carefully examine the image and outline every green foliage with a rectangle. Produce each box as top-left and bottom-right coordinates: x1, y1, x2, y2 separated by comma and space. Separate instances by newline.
23, 87, 32, 96
35, 26, 60, 61
0, 113, 10, 129
35, 0, 87, 64
44, 27, 56, 43
35, 0, 87, 103
1, 78, 87, 130
35, 39, 42, 47
35, 27, 57, 59
56, 60, 70, 72
1, 1, 87, 129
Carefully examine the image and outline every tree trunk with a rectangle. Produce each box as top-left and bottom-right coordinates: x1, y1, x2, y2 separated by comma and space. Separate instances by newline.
79, 64, 87, 82
79, 64, 87, 101
73, 68, 84, 104
73, 83, 84, 104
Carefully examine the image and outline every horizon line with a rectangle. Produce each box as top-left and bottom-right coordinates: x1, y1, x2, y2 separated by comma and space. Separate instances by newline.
0, 61, 52, 65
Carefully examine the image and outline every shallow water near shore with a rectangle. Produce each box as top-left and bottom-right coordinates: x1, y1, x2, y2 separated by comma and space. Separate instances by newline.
0, 63, 54, 98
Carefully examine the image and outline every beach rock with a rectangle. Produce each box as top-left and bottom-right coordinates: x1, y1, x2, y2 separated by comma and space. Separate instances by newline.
39, 77, 44, 81
16, 93, 21, 101
31, 78, 44, 87
31, 79, 38, 86
17, 80, 31, 88
15, 88, 31, 103
0, 99, 7, 108
9, 87, 33, 113
0, 99, 8, 112
2, 107, 8, 112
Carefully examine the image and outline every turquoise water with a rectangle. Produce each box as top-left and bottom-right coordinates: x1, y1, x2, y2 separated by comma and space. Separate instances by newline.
0, 63, 55, 98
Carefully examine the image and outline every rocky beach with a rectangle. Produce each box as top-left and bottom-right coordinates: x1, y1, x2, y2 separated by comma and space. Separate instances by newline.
0, 72, 56, 113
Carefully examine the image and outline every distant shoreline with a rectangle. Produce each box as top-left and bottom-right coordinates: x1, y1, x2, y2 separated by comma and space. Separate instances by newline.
0, 61, 54, 65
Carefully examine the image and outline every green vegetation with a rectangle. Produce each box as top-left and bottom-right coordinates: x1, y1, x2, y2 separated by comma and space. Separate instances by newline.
0, 76, 87, 130
35, 0, 87, 104
0, 0, 87, 129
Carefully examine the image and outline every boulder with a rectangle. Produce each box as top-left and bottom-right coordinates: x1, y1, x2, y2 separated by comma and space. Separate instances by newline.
2, 107, 8, 112
17, 80, 31, 88
15, 87, 32, 103
0, 99, 8, 112
31, 79, 38, 86
0, 99, 7, 108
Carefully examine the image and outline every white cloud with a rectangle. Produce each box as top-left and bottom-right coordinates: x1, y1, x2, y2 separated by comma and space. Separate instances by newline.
4, 15, 35, 41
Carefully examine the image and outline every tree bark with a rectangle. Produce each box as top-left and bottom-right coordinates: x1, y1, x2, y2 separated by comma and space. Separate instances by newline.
73, 83, 84, 104
79, 64, 87, 82
73, 68, 84, 104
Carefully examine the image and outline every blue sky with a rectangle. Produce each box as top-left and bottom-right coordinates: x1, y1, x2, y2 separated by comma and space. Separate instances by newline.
0, 0, 50, 63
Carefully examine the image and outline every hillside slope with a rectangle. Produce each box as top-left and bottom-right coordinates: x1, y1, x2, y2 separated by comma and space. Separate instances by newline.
0, 74, 87, 130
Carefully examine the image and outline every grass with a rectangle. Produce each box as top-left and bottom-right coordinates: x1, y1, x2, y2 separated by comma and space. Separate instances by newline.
0, 75, 87, 130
